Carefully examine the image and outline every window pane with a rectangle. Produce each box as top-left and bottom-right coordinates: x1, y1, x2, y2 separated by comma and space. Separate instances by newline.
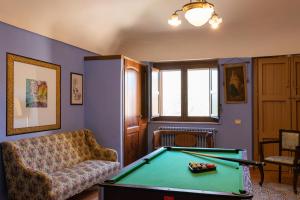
211, 68, 219, 117
161, 70, 181, 116
152, 69, 159, 117
188, 68, 210, 116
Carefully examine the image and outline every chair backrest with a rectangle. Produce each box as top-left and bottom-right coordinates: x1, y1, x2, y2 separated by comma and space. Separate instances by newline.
174, 133, 197, 147
280, 129, 300, 152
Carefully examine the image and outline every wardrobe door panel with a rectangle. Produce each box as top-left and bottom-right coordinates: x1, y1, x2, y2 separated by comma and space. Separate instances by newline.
292, 56, 300, 130
256, 57, 292, 169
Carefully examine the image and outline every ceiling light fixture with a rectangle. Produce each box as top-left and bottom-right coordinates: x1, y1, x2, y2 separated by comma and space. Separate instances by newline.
168, 0, 222, 29
209, 13, 223, 29
168, 13, 182, 27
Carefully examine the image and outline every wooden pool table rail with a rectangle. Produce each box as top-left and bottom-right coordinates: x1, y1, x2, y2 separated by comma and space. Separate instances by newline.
102, 147, 253, 200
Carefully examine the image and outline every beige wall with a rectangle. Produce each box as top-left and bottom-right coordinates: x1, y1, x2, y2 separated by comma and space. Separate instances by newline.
118, 25, 300, 61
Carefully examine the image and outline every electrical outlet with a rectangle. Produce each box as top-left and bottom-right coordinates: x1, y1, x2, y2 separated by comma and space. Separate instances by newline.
234, 119, 241, 125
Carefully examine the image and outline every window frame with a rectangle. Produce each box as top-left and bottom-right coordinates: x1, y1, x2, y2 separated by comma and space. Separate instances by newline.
150, 59, 220, 123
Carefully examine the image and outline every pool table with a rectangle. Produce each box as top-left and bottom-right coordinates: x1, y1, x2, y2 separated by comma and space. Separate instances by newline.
101, 147, 253, 200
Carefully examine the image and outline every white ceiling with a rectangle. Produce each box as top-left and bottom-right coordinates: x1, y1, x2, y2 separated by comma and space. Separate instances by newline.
1, 0, 300, 61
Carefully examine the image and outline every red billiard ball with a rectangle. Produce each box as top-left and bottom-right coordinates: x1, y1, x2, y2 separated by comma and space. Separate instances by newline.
206, 164, 216, 169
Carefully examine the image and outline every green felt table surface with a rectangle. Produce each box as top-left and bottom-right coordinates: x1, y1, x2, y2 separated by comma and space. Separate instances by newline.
111, 148, 245, 194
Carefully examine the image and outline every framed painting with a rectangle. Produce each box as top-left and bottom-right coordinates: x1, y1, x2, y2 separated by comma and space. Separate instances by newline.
70, 73, 83, 105
224, 63, 247, 103
6, 53, 61, 136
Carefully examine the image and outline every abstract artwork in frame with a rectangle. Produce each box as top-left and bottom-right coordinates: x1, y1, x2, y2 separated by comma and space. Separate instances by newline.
70, 73, 83, 105
224, 63, 247, 103
6, 53, 61, 136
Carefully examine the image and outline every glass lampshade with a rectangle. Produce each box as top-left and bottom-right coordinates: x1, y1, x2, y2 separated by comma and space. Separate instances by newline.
183, 2, 214, 27
209, 14, 222, 29
168, 14, 182, 26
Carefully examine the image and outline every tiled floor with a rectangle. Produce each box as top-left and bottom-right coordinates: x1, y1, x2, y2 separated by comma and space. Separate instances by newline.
251, 168, 300, 200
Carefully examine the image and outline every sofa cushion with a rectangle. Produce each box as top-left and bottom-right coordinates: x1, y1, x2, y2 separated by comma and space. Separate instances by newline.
50, 160, 120, 200
14, 130, 95, 173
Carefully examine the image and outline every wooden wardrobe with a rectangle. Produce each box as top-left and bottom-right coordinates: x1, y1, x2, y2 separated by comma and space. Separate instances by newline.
254, 55, 300, 162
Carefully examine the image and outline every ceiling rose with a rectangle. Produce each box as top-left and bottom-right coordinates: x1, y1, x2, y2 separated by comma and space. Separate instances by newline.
168, 0, 222, 29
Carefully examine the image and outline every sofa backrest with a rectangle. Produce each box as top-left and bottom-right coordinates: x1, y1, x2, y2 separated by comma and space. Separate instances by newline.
6, 129, 97, 174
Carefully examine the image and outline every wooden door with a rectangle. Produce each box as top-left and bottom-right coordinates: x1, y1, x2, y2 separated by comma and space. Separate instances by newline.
124, 59, 148, 166
292, 56, 300, 130
256, 57, 292, 167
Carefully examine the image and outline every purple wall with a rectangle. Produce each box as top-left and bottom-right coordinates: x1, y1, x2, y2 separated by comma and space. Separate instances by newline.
0, 22, 96, 199
84, 59, 124, 165
148, 58, 253, 158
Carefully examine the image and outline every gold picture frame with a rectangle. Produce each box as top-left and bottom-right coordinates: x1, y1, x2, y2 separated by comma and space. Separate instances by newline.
6, 53, 61, 136
224, 63, 247, 104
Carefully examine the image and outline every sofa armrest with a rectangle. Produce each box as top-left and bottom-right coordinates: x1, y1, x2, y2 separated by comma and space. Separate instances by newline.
84, 129, 118, 162
22, 168, 53, 193
93, 145, 118, 162
2, 142, 54, 199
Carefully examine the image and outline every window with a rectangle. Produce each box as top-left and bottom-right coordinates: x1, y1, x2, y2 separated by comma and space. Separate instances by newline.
161, 70, 181, 116
151, 60, 219, 122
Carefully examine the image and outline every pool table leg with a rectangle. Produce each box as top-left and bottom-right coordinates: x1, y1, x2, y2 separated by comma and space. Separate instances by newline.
258, 165, 264, 186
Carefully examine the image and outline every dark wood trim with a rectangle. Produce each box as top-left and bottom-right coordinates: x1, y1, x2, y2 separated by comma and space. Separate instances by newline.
252, 54, 300, 59
153, 59, 218, 69
253, 57, 258, 161
84, 55, 122, 61
101, 182, 252, 200
124, 58, 147, 69
70, 72, 83, 105
84, 55, 146, 69
182, 68, 187, 120
124, 56, 146, 66
151, 116, 219, 123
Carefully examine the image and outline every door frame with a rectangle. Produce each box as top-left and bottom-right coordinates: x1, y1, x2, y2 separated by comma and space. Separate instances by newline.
123, 57, 148, 166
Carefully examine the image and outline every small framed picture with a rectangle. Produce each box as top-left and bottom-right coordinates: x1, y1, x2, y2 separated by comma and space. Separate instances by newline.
7, 53, 61, 135
224, 63, 247, 103
70, 73, 83, 105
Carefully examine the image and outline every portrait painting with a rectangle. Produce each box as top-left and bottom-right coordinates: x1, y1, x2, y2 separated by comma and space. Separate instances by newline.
224, 63, 247, 103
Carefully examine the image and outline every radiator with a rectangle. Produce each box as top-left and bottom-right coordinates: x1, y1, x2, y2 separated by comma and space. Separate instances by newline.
153, 127, 216, 148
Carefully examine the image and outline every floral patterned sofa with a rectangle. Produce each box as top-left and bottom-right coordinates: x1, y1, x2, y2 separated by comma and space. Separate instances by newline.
2, 129, 120, 200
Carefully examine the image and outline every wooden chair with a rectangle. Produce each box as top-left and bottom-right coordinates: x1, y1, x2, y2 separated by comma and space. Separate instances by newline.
174, 133, 197, 147
259, 129, 300, 193
153, 130, 215, 149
